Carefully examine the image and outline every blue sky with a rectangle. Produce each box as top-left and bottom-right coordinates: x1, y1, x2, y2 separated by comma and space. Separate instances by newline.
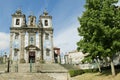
3, 0, 120, 55
0, 0, 85, 33
0, 0, 120, 54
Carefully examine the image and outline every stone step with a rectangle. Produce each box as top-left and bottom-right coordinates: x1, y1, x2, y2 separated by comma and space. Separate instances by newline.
0, 73, 56, 80
10, 63, 68, 73
10, 63, 36, 73
18, 63, 36, 73
37, 63, 68, 73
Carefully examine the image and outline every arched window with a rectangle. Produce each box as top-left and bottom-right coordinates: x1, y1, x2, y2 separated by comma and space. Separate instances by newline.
45, 33, 49, 40
46, 48, 50, 56
16, 19, 20, 25
15, 33, 19, 39
30, 17, 34, 26
45, 20, 48, 26
30, 36, 34, 45
14, 49, 18, 56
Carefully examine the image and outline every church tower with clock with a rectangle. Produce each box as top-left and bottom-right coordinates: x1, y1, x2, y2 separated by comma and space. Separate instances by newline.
10, 9, 54, 63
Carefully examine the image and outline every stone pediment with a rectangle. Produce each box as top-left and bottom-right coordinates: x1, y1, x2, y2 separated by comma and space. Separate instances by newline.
25, 45, 40, 51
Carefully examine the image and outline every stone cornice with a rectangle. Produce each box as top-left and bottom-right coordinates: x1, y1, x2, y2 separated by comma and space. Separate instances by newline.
10, 27, 53, 33
40, 15, 52, 19
12, 14, 25, 18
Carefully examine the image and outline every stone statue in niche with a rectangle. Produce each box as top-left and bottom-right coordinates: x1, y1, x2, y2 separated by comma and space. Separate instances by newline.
30, 17, 34, 26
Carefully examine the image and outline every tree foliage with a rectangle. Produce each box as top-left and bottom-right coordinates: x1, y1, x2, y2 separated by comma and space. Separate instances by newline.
77, 0, 120, 75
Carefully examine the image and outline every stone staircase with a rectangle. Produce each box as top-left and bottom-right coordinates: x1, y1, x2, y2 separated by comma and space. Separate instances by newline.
10, 63, 36, 73
10, 63, 68, 73
18, 63, 36, 73
0, 73, 56, 80
9, 63, 69, 80
37, 63, 68, 73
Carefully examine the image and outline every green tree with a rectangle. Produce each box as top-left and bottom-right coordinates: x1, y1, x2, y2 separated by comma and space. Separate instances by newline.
77, 0, 120, 76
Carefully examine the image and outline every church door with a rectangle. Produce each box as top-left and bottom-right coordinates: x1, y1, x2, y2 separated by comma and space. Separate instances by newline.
29, 51, 35, 63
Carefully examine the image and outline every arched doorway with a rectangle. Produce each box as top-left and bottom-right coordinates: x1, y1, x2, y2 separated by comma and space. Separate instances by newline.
29, 51, 35, 63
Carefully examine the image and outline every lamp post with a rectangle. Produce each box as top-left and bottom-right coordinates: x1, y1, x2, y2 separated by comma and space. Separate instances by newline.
7, 58, 10, 73
30, 59, 32, 72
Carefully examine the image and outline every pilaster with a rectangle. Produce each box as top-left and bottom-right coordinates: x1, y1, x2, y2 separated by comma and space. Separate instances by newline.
20, 32, 25, 63
10, 33, 13, 60
50, 32, 54, 63
34, 33, 36, 46
39, 33, 41, 49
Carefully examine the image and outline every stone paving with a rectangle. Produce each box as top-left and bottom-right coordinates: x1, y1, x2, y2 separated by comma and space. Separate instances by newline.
0, 73, 56, 80
0, 72, 71, 80
39, 64, 68, 73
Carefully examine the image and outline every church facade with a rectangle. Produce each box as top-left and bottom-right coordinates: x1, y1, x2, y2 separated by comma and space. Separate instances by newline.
9, 9, 54, 63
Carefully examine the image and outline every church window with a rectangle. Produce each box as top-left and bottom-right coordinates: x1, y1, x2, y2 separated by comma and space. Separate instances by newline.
30, 17, 34, 26
45, 20, 48, 26
45, 33, 49, 40
14, 50, 17, 56
46, 48, 50, 56
16, 19, 20, 25
30, 36, 34, 45
15, 33, 19, 39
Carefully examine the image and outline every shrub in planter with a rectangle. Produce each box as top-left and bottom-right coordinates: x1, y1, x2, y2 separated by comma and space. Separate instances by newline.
83, 69, 98, 73
69, 69, 84, 77
69, 70, 75, 77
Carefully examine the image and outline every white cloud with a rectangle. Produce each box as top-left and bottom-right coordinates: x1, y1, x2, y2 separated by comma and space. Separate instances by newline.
0, 32, 9, 50
54, 25, 81, 53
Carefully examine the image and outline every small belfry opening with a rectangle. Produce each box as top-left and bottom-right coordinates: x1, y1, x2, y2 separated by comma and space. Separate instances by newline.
45, 20, 48, 26
29, 51, 35, 63
16, 19, 20, 25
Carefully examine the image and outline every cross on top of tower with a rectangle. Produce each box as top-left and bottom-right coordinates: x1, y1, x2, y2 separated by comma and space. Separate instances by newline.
16, 8, 22, 14
43, 8, 48, 15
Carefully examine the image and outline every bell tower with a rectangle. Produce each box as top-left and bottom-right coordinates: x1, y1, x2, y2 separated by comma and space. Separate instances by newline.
40, 10, 52, 28
11, 9, 26, 27
39, 10, 54, 63
28, 15, 36, 27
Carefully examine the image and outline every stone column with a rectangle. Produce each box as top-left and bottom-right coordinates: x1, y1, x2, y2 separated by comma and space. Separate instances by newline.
39, 33, 41, 61
34, 33, 36, 46
28, 32, 30, 45
20, 32, 25, 63
39, 31, 44, 62
50, 32, 54, 63
10, 33, 13, 61
26, 50, 29, 63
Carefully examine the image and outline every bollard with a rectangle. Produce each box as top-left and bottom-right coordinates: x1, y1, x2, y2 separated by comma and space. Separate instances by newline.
15, 62, 18, 72
7, 58, 10, 72
30, 59, 32, 72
